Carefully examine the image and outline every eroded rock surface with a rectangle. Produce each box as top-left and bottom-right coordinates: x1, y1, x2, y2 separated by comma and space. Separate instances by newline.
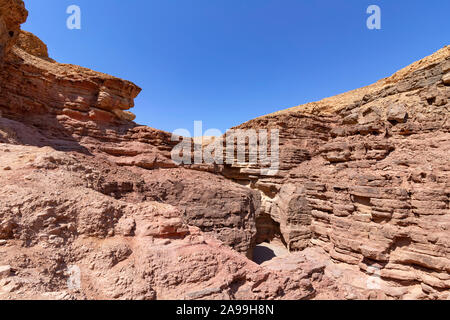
0, 0, 448, 300
218, 47, 450, 299
0, 144, 321, 300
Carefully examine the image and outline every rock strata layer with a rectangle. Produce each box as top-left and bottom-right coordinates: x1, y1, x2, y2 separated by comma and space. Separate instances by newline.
217, 46, 450, 299
0, 0, 448, 300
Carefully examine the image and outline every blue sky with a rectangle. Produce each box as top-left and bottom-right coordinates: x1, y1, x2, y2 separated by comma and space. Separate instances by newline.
23, 0, 449, 133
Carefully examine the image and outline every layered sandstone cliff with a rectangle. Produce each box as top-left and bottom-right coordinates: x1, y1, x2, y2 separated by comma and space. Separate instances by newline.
221, 46, 450, 299
0, 0, 277, 300
0, 0, 448, 300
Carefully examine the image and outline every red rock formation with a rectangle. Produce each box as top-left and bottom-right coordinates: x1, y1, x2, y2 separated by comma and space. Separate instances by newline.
220, 46, 450, 299
0, 0, 260, 258
0, 0, 275, 300
0, 144, 323, 300
0, 0, 448, 300
0, 0, 27, 60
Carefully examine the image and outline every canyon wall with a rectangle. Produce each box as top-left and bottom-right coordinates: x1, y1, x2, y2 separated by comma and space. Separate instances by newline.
0, 0, 259, 259
221, 47, 450, 297
0, 0, 448, 300
0, 0, 278, 300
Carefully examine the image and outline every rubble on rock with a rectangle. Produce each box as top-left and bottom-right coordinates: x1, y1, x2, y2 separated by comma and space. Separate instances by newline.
0, 0, 448, 300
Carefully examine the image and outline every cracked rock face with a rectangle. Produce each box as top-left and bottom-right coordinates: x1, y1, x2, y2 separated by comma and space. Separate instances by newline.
0, 0, 27, 60
218, 47, 450, 299
0, 144, 321, 300
0, 0, 449, 300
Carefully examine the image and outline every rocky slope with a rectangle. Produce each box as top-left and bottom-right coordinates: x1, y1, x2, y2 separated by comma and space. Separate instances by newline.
220, 46, 450, 299
0, 0, 448, 300
0, 0, 260, 259
1, 0, 280, 300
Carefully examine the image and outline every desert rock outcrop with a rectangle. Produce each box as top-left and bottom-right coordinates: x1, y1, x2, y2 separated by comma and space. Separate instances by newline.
218, 46, 450, 299
0, 0, 448, 300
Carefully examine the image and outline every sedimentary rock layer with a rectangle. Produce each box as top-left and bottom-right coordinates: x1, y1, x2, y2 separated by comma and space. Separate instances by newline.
220, 47, 450, 298
0, 0, 448, 300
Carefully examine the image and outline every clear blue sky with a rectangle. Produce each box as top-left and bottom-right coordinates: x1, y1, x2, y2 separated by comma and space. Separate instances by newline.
23, 0, 449, 133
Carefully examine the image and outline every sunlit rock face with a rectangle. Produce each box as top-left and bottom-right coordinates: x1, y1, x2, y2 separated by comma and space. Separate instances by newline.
0, 0, 27, 61
0, 0, 449, 300
223, 46, 450, 299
